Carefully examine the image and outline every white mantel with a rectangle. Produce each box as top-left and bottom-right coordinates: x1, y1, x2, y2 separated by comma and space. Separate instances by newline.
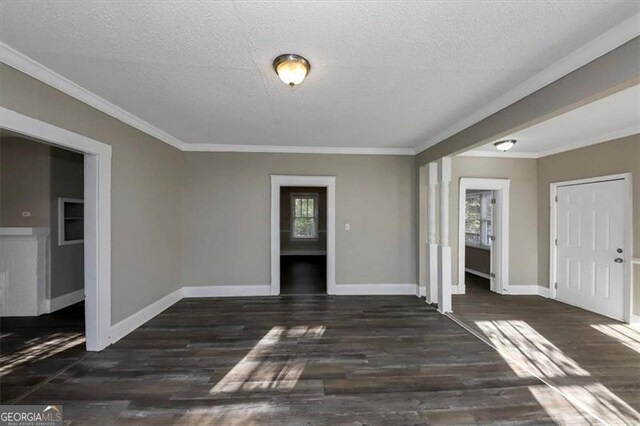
0, 227, 50, 316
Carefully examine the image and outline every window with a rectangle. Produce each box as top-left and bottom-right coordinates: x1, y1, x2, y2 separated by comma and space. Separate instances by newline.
465, 191, 493, 248
291, 194, 318, 239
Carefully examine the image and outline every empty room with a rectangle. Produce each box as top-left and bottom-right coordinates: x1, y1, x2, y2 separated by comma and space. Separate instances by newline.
0, 1, 639, 424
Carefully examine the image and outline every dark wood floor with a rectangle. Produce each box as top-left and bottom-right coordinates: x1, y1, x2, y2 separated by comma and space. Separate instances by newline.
452, 273, 640, 424
3, 294, 606, 424
1, 302, 86, 402
280, 255, 327, 295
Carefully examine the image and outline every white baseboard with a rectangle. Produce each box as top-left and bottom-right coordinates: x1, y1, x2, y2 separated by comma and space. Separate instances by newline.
504, 285, 550, 297
280, 250, 327, 256
47, 289, 84, 313
110, 288, 182, 344
630, 314, 640, 328
451, 285, 464, 295
416, 285, 426, 298
333, 284, 416, 295
182, 285, 270, 298
464, 268, 491, 280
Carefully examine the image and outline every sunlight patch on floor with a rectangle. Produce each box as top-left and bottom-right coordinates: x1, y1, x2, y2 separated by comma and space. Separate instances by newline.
476, 320, 640, 425
210, 325, 325, 395
475, 320, 589, 378
592, 323, 640, 355
0, 333, 85, 376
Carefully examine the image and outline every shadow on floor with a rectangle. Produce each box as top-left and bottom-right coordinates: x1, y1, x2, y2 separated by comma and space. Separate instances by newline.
452, 273, 640, 424
0, 302, 86, 402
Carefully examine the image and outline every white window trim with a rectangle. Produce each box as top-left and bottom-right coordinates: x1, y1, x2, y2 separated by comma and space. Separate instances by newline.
271, 175, 336, 296
58, 197, 85, 246
1, 107, 112, 351
549, 173, 633, 324
290, 193, 319, 240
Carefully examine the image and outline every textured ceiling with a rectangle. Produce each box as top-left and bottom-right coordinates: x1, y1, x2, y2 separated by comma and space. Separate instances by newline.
1, 1, 638, 150
469, 84, 640, 157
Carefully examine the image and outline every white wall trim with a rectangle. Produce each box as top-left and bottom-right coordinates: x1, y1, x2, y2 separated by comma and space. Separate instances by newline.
416, 284, 426, 298
0, 107, 112, 352
415, 12, 640, 154
631, 315, 640, 328
182, 285, 270, 298
464, 268, 491, 280
549, 173, 633, 323
48, 289, 84, 313
0, 42, 186, 151
185, 144, 414, 156
280, 250, 327, 256
505, 285, 550, 298
0, 42, 412, 156
459, 125, 640, 159
457, 178, 510, 296
109, 288, 182, 345
451, 285, 463, 295
271, 175, 336, 296
333, 284, 416, 296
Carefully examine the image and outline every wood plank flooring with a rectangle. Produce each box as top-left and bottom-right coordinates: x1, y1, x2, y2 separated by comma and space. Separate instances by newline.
1, 294, 607, 424
452, 274, 640, 425
280, 255, 327, 295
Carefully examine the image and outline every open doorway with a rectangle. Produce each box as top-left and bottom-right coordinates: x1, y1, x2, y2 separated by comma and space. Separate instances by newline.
280, 187, 327, 295
456, 178, 510, 295
0, 132, 87, 401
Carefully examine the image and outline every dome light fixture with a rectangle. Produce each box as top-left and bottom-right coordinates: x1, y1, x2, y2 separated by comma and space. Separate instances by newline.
273, 54, 310, 87
494, 139, 517, 152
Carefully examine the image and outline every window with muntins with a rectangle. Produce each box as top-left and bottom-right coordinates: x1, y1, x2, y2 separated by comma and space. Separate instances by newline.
465, 191, 493, 248
291, 194, 318, 239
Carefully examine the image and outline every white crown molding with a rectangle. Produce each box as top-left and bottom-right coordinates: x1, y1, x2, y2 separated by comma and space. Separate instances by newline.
183, 143, 415, 155
415, 12, 640, 154
458, 150, 539, 159
0, 42, 187, 151
0, 42, 414, 156
460, 125, 640, 159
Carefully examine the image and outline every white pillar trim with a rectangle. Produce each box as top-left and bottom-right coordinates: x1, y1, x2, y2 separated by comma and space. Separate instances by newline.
437, 157, 452, 313
427, 162, 439, 304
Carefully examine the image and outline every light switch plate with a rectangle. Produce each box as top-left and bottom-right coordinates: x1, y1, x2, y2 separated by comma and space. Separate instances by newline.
345, 223, 350, 231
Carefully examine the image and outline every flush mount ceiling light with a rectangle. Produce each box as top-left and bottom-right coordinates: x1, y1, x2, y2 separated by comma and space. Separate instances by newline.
494, 139, 517, 152
273, 54, 310, 87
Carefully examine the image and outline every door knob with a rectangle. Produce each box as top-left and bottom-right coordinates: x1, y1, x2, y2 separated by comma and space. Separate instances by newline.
614, 258, 624, 263
617, 248, 623, 253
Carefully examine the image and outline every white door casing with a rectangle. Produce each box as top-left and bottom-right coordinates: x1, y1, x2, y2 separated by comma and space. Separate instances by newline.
554, 177, 630, 321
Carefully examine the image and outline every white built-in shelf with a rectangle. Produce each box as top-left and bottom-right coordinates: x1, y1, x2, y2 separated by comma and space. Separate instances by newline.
58, 197, 84, 246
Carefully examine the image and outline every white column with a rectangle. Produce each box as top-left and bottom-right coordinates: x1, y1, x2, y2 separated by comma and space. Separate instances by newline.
426, 162, 439, 304
437, 157, 452, 313
418, 165, 427, 298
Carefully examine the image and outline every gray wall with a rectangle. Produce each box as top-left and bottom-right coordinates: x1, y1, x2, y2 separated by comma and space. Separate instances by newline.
451, 156, 539, 287
1, 63, 184, 325
49, 146, 84, 298
182, 153, 416, 287
280, 186, 327, 252
537, 134, 640, 314
0, 137, 51, 227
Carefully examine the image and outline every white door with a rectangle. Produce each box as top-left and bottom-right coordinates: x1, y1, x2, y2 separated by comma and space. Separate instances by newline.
556, 179, 626, 320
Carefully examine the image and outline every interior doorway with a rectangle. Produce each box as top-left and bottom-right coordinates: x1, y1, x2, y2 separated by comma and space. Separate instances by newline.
279, 187, 327, 294
1, 107, 112, 352
270, 175, 336, 296
0, 133, 88, 401
457, 178, 510, 295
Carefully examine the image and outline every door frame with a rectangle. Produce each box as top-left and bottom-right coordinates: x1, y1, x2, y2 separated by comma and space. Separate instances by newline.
1, 107, 112, 351
457, 178, 510, 295
270, 175, 336, 295
550, 173, 633, 323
